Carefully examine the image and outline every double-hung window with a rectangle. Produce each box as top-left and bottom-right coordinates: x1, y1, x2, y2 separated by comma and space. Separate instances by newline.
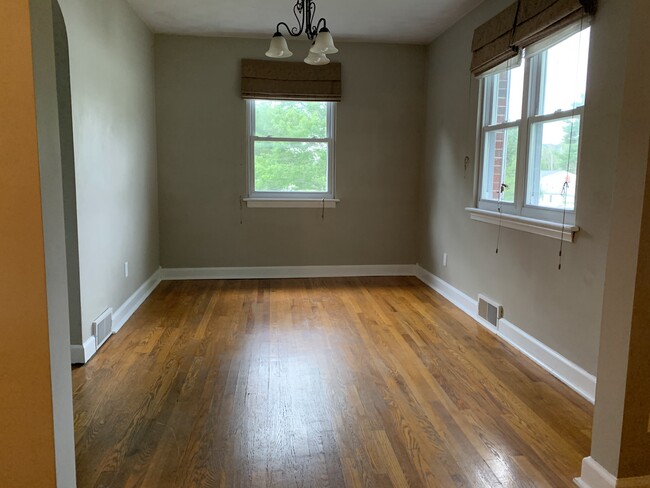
477, 24, 591, 225
247, 100, 335, 201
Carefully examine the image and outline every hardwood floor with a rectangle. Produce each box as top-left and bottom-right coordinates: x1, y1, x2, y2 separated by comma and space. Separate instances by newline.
72, 277, 593, 488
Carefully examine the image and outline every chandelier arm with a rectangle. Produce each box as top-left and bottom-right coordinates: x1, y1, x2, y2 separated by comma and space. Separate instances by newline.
314, 17, 327, 33
276, 21, 302, 37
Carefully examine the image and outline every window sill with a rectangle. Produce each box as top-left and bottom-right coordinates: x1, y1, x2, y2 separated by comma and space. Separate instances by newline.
244, 198, 340, 209
465, 208, 579, 242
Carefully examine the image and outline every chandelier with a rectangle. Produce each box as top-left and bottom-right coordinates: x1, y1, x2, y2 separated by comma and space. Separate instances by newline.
265, 0, 339, 66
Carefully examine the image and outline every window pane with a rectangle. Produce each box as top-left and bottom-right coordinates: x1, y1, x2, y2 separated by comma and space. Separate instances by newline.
254, 141, 328, 192
255, 100, 328, 139
536, 28, 590, 115
526, 117, 580, 210
484, 62, 525, 125
481, 127, 518, 203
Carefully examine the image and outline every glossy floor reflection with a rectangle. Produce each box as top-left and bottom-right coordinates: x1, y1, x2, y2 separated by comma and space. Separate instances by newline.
72, 277, 592, 487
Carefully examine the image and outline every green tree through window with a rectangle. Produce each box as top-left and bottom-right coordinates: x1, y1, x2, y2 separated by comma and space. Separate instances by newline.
252, 101, 332, 193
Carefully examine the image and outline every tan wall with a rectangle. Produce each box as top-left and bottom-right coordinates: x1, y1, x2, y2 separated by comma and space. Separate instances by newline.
0, 1, 56, 485
419, 0, 636, 375
155, 37, 425, 268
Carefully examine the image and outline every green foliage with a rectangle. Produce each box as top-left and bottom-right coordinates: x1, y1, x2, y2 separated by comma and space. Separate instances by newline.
539, 118, 580, 173
503, 128, 518, 202
254, 101, 329, 192
255, 100, 327, 138
255, 141, 328, 192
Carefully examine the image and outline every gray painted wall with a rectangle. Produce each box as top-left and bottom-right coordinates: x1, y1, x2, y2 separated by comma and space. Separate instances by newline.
52, 0, 82, 346
419, 0, 636, 375
155, 37, 425, 268
56, 0, 160, 344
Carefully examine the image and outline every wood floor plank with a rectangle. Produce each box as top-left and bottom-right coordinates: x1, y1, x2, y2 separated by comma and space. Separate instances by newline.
72, 277, 592, 487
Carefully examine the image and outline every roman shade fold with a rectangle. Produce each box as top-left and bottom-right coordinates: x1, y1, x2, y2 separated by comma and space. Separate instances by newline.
470, 3, 519, 76
241, 59, 341, 102
470, 0, 596, 76
512, 0, 596, 49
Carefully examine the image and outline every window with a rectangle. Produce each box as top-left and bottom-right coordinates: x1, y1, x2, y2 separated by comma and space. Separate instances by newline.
477, 25, 591, 225
247, 100, 335, 201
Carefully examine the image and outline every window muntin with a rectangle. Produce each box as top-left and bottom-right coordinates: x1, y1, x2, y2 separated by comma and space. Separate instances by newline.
248, 100, 335, 198
478, 25, 590, 222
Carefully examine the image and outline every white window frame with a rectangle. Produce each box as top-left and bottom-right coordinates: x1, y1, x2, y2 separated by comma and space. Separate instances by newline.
475, 23, 590, 227
246, 99, 336, 202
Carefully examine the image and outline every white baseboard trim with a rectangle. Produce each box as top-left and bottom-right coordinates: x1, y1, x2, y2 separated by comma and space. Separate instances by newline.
70, 336, 95, 364
499, 318, 596, 403
414, 264, 596, 404
414, 265, 477, 319
70, 268, 162, 364
112, 267, 162, 334
575, 456, 650, 488
161, 264, 417, 281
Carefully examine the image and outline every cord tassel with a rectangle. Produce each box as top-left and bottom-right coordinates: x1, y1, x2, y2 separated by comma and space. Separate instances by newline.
496, 183, 508, 254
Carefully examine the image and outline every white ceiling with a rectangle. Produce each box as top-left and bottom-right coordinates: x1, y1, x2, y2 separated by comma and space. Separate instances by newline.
124, 0, 485, 44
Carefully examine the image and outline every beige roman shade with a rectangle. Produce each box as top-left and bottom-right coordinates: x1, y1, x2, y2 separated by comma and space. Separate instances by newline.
512, 0, 595, 48
470, 3, 519, 76
241, 59, 341, 102
471, 0, 596, 76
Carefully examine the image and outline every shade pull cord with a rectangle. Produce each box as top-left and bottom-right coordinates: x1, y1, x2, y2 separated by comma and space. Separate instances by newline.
496, 183, 508, 254
558, 14, 585, 271
239, 196, 244, 225
463, 72, 474, 179
321, 198, 326, 220
509, 0, 522, 49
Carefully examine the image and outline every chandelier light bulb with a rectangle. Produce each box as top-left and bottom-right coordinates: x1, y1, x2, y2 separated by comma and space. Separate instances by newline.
304, 50, 330, 66
265, 33, 293, 58
310, 28, 339, 55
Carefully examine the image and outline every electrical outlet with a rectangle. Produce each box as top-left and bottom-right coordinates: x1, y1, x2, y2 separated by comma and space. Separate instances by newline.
443, 253, 448, 268
124, 261, 129, 278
